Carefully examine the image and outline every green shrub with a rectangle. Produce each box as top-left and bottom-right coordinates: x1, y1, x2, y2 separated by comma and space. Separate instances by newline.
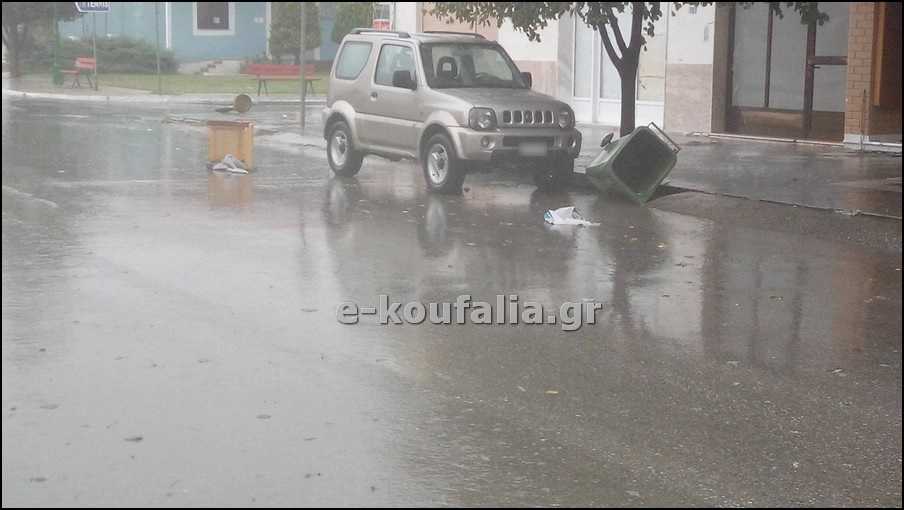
26, 36, 177, 73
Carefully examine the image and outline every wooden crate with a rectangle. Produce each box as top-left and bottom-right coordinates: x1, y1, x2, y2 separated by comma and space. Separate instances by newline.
207, 120, 254, 169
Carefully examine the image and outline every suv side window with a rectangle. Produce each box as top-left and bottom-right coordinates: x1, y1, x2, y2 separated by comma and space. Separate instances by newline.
374, 44, 416, 87
335, 41, 372, 80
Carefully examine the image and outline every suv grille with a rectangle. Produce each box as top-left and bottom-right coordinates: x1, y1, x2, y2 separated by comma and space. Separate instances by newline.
500, 109, 556, 127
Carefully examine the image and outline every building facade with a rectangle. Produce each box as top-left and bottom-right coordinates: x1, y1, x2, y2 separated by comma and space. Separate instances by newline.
58, 2, 342, 65
57, 2, 900, 146
393, 2, 901, 146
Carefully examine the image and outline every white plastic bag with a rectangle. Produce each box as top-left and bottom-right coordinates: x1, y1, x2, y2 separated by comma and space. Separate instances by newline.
543, 206, 599, 226
211, 153, 249, 174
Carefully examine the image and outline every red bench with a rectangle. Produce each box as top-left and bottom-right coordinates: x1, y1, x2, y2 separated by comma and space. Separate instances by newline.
244, 63, 319, 96
61, 57, 96, 89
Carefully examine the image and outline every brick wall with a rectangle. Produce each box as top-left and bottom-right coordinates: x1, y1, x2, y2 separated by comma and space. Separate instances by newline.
845, 2, 902, 137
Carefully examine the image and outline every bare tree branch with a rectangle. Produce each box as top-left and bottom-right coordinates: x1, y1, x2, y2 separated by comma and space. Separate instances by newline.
598, 23, 624, 73
628, 2, 644, 62
604, 6, 628, 55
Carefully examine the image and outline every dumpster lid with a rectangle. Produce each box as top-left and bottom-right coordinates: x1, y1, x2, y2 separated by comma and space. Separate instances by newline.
206, 120, 254, 128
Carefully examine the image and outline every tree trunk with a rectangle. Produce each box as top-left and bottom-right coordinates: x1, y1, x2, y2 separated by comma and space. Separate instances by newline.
618, 53, 639, 136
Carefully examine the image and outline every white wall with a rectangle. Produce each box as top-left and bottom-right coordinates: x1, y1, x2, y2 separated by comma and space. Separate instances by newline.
394, 2, 419, 33
497, 19, 558, 61
662, 3, 716, 132
667, 3, 716, 65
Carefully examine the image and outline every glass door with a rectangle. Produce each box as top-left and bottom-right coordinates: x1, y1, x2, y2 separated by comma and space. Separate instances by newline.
728, 2, 848, 141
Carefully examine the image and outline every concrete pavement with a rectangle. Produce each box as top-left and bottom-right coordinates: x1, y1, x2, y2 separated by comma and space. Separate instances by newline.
166, 104, 904, 219
5, 74, 901, 219
2, 97, 901, 506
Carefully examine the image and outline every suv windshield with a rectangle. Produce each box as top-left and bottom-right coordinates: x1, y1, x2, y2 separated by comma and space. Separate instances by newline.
419, 43, 527, 89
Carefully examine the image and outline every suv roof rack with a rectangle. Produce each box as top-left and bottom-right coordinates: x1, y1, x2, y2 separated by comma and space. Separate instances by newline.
422, 30, 486, 39
350, 28, 410, 38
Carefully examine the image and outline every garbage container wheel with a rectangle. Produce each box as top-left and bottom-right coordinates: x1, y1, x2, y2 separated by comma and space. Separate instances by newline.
533, 154, 574, 191
327, 121, 364, 177
422, 133, 465, 194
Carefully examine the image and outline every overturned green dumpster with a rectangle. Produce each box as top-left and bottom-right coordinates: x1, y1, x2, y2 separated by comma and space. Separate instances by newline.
585, 122, 681, 204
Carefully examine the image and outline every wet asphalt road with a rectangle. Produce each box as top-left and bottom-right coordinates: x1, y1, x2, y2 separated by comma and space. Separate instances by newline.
2, 99, 902, 506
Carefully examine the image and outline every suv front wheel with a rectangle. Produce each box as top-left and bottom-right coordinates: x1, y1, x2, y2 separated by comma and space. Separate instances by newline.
422, 134, 465, 194
327, 120, 364, 177
533, 154, 575, 191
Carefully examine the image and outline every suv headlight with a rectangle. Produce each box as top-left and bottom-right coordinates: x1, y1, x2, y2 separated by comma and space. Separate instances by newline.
469, 108, 497, 130
557, 108, 574, 129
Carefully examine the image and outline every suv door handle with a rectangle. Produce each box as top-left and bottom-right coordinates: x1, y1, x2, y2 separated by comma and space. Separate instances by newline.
370, 92, 378, 100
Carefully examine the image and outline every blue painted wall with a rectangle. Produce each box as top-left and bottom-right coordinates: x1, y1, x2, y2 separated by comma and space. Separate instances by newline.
60, 3, 164, 44
318, 2, 339, 62
58, 2, 339, 64
170, 2, 268, 62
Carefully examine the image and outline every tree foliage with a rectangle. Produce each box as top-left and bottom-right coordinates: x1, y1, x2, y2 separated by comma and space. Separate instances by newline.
1, 2, 82, 76
431, 2, 828, 134
332, 2, 374, 44
269, 2, 321, 64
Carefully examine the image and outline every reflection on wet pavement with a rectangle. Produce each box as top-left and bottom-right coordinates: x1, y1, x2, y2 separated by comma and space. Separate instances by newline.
208, 173, 253, 208
2, 99, 902, 506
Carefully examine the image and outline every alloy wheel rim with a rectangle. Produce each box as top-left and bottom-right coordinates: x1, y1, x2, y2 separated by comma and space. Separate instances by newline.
427, 144, 448, 184
331, 131, 348, 167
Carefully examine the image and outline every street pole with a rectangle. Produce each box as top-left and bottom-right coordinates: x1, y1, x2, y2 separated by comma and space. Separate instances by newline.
92, 12, 98, 90
299, 3, 307, 130
155, 2, 162, 95
52, 3, 63, 86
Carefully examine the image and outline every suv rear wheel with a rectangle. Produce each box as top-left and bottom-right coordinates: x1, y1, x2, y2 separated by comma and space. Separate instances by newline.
422, 134, 465, 194
533, 154, 574, 191
327, 121, 364, 177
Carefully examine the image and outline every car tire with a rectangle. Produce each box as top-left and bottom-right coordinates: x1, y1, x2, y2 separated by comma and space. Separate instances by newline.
533, 154, 574, 191
327, 121, 364, 177
422, 133, 465, 194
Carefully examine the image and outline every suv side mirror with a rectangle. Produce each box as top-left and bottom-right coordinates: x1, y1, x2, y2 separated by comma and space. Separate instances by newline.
520, 71, 533, 89
392, 70, 417, 90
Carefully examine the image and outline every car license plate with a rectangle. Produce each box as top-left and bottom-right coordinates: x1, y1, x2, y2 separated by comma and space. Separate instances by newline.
518, 141, 548, 157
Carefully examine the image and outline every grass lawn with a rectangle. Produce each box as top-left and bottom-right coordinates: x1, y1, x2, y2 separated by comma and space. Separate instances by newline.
91, 72, 331, 95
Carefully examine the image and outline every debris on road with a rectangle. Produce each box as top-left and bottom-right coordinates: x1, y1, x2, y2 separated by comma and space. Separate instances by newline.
215, 93, 253, 114
584, 122, 680, 204
209, 154, 249, 174
544, 206, 599, 226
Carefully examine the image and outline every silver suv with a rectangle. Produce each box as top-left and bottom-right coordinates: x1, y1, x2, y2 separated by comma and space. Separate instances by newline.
322, 29, 582, 193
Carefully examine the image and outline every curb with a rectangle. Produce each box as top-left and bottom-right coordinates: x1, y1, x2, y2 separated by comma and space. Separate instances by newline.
2, 88, 327, 106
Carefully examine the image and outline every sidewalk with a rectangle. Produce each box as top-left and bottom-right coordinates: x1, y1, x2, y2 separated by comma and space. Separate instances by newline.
1, 74, 327, 105
5, 76, 900, 219
244, 110, 903, 220
574, 126, 902, 219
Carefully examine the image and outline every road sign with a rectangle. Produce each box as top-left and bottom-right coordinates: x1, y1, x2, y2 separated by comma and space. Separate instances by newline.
75, 2, 111, 13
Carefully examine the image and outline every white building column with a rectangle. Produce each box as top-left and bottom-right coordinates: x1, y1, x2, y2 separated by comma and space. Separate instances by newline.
663, 3, 716, 133
393, 2, 421, 34
164, 2, 172, 49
